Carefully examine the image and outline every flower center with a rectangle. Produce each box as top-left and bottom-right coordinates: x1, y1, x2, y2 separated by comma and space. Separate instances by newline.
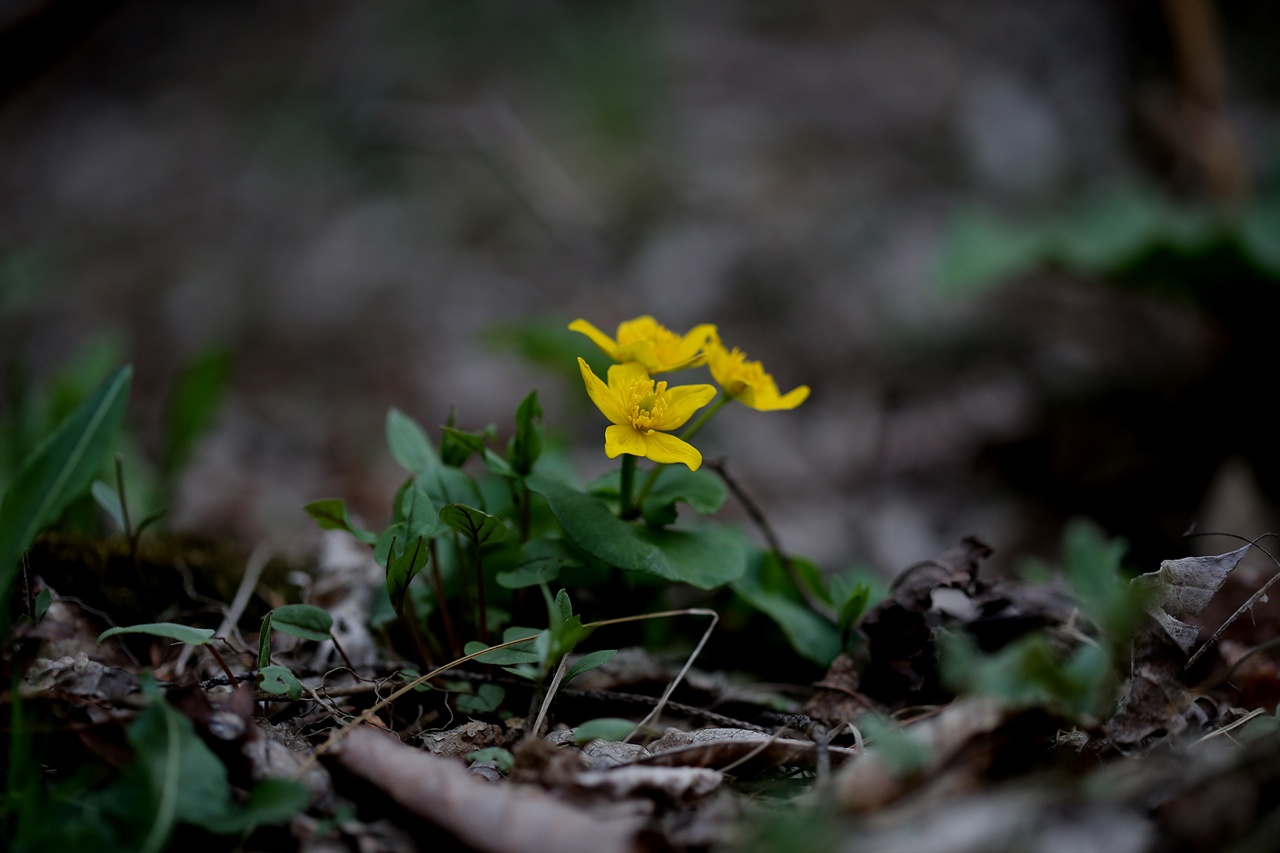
626, 379, 669, 433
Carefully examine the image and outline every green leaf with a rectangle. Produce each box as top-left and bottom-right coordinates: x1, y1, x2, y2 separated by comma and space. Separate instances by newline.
640, 468, 727, 527
857, 715, 931, 776
566, 648, 617, 681
257, 612, 273, 672
374, 523, 406, 567
91, 478, 126, 533
386, 536, 429, 614
572, 717, 635, 745
33, 586, 53, 623
497, 558, 562, 589
497, 538, 577, 589
1061, 518, 1144, 643
829, 574, 871, 633
0, 365, 131, 623
940, 631, 1114, 719
258, 665, 303, 701
200, 778, 310, 834
98, 622, 215, 647
162, 347, 231, 475
465, 627, 544, 666
733, 551, 840, 666
455, 682, 505, 715
545, 588, 590, 660
303, 498, 378, 545
270, 604, 333, 642
530, 474, 745, 589
509, 390, 544, 476
103, 680, 306, 850
387, 407, 438, 476
398, 478, 440, 541
439, 503, 509, 547
937, 207, 1049, 296
480, 448, 516, 478
134, 507, 167, 539
466, 746, 514, 772
440, 424, 496, 460
119, 682, 239, 852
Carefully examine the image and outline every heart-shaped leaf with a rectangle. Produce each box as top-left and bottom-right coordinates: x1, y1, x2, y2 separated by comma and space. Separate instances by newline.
258, 665, 303, 700
439, 504, 509, 547
387, 408, 438, 476
530, 475, 745, 589
270, 604, 333, 642
304, 498, 378, 545
386, 536, 429, 614
509, 390, 544, 476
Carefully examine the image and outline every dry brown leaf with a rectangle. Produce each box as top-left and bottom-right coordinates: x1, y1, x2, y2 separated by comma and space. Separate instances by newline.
835, 697, 1007, 812
1130, 543, 1251, 652
334, 727, 644, 853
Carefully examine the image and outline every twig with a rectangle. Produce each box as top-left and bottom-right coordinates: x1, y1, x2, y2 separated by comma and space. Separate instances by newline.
531, 653, 570, 737
708, 457, 835, 621
176, 540, 271, 675
622, 608, 719, 742
1186, 533, 1275, 669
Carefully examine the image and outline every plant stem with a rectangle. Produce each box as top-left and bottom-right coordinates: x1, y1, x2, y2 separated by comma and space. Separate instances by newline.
428, 539, 459, 658
618, 454, 637, 519
474, 547, 489, 645
206, 643, 238, 687
635, 394, 731, 507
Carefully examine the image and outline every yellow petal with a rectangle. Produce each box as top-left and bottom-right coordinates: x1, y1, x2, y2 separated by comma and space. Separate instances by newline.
578, 358, 628, 425
641, 432, 703, 470
569, 319, 620, 360
604, 424, 647, 459
747, 384, 810, 411
678, 324, 719, 368
705, 342, 741, 391
605, 361, 651, 393
614, 315, 660, 345
660, 383, 718, 429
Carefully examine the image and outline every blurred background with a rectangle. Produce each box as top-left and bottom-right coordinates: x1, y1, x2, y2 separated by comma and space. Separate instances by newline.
3, 0, 1279, 579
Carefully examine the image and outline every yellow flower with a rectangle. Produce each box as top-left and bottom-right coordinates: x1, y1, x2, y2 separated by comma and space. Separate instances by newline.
568, 315, 716, 373
707, 340, 809, 411
577, 358, 716, 470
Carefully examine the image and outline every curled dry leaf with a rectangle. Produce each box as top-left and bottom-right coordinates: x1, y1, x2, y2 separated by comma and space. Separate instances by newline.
1107, 544, 1254, 754
334, 727, 644, 853
1130, 543, 1251, 653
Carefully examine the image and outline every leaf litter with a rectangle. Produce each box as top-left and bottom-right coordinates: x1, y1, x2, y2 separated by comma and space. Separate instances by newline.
14, 528, 1280, 851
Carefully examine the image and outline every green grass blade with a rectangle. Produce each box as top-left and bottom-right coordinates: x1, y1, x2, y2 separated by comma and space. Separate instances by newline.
0, 365, 132, 622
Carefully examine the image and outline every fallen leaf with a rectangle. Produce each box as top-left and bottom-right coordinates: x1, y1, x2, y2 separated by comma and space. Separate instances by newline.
333, 727, 643, 853
1130, 544, 1251, 652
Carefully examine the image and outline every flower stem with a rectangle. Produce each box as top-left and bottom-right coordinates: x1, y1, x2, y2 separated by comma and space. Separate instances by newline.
635, 394, 731, 507
619, 454, 637, 519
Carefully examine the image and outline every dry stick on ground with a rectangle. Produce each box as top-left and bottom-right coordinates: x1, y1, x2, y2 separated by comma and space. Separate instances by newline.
526, 607, 723, 742
297, 608, 719, 777
706, 457, 836, 621
175, 540, 272, 676
300, 632, 544, 775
